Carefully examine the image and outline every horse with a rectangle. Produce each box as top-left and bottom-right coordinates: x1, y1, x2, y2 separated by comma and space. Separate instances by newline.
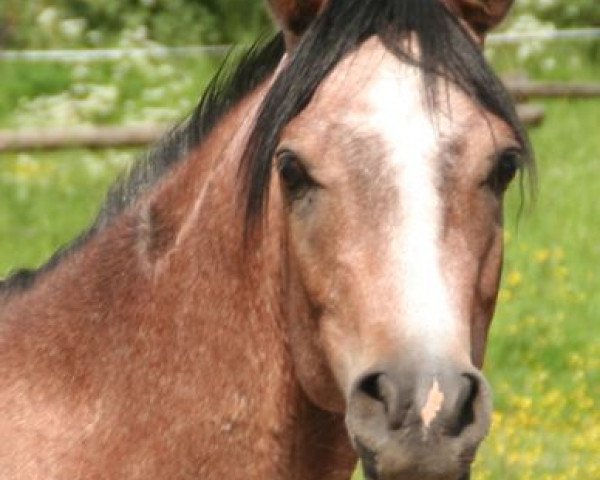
0, 0, 533, 478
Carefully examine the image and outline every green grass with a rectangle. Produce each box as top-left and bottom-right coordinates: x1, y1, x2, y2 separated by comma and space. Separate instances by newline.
472, 48, 600, 478
0, 62, 72, 122
473, 97, 600, 479
1, 48, 599, 478
0, 56, 220, 127
0, 149, 137, 273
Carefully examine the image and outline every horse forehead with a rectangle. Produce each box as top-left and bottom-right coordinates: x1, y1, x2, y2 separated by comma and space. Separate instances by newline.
309, 36, 501, 141
305, 43, 441, 183
311, 38, 426, 117
292, 36, 514, 185
306, 39, 450, 158
309, 45, 513, 171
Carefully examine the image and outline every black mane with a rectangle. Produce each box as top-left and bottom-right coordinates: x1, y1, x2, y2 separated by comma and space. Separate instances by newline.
241, 0, 534, 230
0, 34, 285, 295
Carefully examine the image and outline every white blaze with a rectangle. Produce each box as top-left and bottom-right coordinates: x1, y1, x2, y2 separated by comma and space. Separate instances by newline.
365, 63, 460, 352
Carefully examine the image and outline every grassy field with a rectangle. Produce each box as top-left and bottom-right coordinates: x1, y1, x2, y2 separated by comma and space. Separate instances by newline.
1, 48, 599, 478
473, 96, 600, 478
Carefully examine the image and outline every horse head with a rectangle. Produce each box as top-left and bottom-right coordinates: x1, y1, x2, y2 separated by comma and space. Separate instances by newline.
250, 0, 528, 478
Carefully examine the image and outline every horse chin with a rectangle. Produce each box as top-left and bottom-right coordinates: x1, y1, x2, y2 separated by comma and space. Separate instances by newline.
353, 433, 476, 480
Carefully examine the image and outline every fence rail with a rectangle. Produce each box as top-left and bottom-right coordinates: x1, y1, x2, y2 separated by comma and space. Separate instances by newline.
488, 27, 600, 45
0, 124, 166, 152
0, 45, 231, 63
0, 105, 548, 153
0, 28, 598, 63
505, 80, 600, 99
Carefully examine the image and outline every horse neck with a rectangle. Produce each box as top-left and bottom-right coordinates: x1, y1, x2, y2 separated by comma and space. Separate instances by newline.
0, 77, 355, 479
151, 76, 356, 480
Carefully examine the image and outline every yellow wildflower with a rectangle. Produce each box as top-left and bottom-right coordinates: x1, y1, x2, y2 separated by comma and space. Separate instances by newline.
534, 248, 551, 263
506, 270, 523, 287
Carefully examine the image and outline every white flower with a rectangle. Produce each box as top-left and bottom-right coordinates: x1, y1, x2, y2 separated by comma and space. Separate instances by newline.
37, 7, 59, 31
509, 14, 550, 33
72, 64, 91, 82
142, 87, 167, 103
71, 83, 90, 98
76, 85, 119, 120
537, 0, 558, 9
157, 64, 176, 78
82, 155, 107, 178
59, 18, 87, 41
86, 30, 103, 46
541, 57, 557, 71
131, 25, 149, 43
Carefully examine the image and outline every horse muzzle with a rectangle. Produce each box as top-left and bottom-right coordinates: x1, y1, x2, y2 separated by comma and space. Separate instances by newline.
345, 361, 492, 480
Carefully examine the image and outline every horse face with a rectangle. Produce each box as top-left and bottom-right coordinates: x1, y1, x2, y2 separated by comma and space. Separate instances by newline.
274, 38, 522, 479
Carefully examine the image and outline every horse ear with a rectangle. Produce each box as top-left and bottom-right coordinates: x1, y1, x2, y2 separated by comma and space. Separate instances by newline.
442, 0, 514, 43
267, 0, 328, 51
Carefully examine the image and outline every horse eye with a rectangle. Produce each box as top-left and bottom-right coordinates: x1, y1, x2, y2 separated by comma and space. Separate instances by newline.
488, 149, 521, 193
277, 151, 311, 194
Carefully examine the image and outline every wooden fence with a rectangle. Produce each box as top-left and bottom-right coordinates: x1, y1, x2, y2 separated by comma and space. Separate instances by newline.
0, 80, 598, 152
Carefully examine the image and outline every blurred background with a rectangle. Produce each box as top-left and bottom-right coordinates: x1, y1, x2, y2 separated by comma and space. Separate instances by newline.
0, 1, 598, 478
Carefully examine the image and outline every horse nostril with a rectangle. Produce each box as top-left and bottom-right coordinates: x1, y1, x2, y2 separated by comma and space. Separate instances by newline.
358, 373, 384, 402
448, 374, 480, 437
350, 368, 490, 440
356, 372, 409, 430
